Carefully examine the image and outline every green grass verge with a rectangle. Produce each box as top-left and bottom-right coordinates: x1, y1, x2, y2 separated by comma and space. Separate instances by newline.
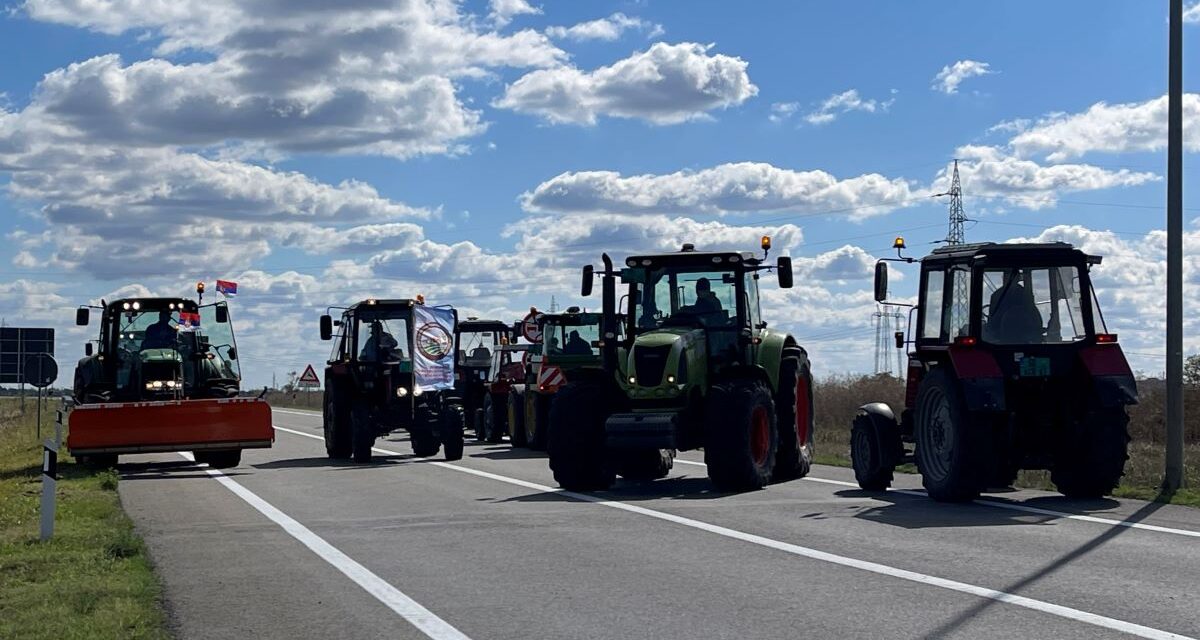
0, 400, 168, 640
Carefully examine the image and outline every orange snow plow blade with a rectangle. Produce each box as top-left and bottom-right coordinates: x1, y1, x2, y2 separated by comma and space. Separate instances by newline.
68, 398, 274, 456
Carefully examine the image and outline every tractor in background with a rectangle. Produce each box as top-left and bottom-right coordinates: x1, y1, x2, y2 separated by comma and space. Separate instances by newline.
455, 318, 514, 441
549, 237, 814, 491
851, 239, 1136, 501
320, 298, 464, 463
70, 286, 273, 468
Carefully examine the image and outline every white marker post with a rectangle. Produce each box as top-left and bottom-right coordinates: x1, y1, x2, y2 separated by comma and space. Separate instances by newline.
40, 400, 68, 541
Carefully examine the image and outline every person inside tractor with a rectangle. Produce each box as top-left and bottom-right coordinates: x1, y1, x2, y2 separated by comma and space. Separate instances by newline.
142, 309, 177, 350
983, 269, 1044, 344
563, 329, 591, 355
693, 277, 724, 314
360, 320, 404, 362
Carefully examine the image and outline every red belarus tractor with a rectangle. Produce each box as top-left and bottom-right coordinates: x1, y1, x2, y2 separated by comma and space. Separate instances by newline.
851, 239, 1137, 502
455, 318, 514, 441
478, 341, 536, 444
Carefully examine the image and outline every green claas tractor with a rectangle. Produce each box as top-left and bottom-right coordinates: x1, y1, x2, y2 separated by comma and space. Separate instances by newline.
320, 298, 465, 463
549, 237, 815, 491
851, 239, 1137, 501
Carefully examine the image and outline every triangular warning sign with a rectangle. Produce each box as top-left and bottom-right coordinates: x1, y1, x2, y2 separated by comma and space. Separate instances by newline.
298, 364, 320, 385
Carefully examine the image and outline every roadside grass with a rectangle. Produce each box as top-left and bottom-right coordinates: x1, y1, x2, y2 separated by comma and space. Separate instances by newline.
813, 374, 1200, 508
0, 400, 168, 640
262, 390, 321, 412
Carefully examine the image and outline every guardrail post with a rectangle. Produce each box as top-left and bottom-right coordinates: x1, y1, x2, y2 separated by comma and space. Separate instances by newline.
40, 398, 70, 542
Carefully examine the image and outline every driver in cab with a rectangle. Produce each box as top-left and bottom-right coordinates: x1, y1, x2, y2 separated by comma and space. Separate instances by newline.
361, 321, 404, 361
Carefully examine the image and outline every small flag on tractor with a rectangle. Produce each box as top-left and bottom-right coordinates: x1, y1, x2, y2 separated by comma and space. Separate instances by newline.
178, 311, 201, 331
216, 280, 238, 297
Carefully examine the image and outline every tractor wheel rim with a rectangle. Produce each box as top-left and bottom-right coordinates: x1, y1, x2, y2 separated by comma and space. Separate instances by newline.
918, 387, 954, 479
750, 405, 770, 466
795, 375, 811, 447
852, 428, 873, 470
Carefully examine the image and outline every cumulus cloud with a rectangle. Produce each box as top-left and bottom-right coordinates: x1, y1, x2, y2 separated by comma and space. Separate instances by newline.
1007, 94, 1200, 162
494, 42, 758, 125
544, 13, 663, 41
932, 59, 993, 94
1186, 2, 1200, 23
768, 102, 799, 123
520, 162, 917, 219
489, 0, 541, 27
803, 89, 894, 126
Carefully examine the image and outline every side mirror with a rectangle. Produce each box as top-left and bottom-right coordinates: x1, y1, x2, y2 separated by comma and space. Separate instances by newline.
319, 315, 333, 341
76, 308, 90, 326
228, 347, 238, 361
776, 256, 793, 289
581, 265, 594, 297
894, 331, 904, 349
874, 262, 888, 302
215, 304, 229, 323
85, 342, 93, 356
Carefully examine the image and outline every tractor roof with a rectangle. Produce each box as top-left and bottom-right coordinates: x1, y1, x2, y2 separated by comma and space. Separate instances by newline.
458, 319, 510, 333
540, 310, 602, 325
623, 249, 762, 270
346, 298, 419, 311
107, 297, 195, 310
924, 241, 1097, 264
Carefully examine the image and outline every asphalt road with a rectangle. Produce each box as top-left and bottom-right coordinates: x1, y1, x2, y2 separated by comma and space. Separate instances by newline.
115, 407, 1200, 640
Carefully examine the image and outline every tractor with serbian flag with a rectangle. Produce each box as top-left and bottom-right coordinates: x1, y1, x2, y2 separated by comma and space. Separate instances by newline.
69, 284, 273, 468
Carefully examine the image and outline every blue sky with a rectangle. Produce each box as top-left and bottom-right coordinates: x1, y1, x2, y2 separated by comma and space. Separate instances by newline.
0, 0, 1197, 387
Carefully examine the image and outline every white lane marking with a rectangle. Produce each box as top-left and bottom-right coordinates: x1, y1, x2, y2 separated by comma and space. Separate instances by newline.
179, 452, 472, 640
272, 427, 1193, 640
271, 408, 322, 417
673, 455, 1200, 539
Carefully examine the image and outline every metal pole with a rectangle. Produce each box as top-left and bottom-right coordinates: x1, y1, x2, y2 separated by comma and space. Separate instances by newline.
1165, 0, 1185, 492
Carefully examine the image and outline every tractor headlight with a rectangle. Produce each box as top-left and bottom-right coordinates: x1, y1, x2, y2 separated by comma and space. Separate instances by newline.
396, 386, 409, 398
666, 374, 676, 384
166, 380, 177, 388
152, 380, 164, 389
628, 376, 636, 384
412, 384, 424, 397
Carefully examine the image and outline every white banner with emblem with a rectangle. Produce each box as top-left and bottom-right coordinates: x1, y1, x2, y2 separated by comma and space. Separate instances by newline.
413, 304, 456, 391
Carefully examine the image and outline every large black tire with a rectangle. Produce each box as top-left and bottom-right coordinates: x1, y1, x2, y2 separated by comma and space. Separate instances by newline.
617, 448, 675, 481
525, 393, 551, 451
508, 391, 528, 447
913, 368, 985, 502
324, 383, 352, 459
195, 449, 241, 469
772, 355, 815, 482
850, 408, 901, 491
350, 405, 375, 463
439, 403, 465, 461
1051, 407, 1131, 499
472, 407, 485, 442
704, 379, 778, 491
548, 382, 616, 491
483, 394, 506, 443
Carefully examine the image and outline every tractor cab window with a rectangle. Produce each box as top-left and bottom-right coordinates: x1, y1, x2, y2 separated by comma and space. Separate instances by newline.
632, 269, 737, 331
458, 331, 497, 367
199, 303, 240, 381
744, 272, 762, 329
544, 319, 601, 357
948, 267, 972, 339
356, 316, 410, 363
920, 269, 946, 341
981, 266, 1086, 345
112, 306, 182, 387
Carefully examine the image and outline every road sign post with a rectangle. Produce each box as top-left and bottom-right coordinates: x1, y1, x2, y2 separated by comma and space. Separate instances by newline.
23, 353, 58, 439
1165, 0, 1185, 492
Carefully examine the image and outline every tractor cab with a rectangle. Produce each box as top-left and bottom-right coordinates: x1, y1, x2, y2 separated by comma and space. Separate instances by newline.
321, 299, 420, 402
457, 319, 511, 374
540, 307, 603, 361
74, 296, 241, 403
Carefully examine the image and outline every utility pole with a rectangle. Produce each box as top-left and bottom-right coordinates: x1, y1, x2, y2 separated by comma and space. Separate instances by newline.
1165, 0, 1185, 492
872, 305, 904, 377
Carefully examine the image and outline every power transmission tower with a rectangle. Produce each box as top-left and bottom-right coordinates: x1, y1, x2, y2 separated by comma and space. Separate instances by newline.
936, 159, 966, 245
549, 296, 559, 313
872, 305, 904, 377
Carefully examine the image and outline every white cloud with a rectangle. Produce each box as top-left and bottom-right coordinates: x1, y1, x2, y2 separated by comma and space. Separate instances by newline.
545, 13, 662, 41
803, 89, 893, 126
932, 59, 993, 94
520, 162, 917, 219
1007, 94, 1200, 162
768, 102, 799, 123
494, 42, 758, 125
489, 0, 540, 27
1185, 2, 1200, 23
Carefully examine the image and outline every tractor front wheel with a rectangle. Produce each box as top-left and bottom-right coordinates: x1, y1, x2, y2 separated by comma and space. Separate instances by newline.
195, 449, 242, 469
617, 448, 675, 481
914, 368, 984, 502
350, 405, 375, 463
850, 410, 901, 491
772, 355, 815, 482
439, 404, 465, 461
508, 391, 528, 448
483, 394, 506, 443
1051, 407, 1130, 499
548, 382, 615, 491
705, 379, 778, 491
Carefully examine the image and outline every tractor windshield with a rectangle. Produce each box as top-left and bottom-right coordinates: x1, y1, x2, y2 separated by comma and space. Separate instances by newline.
458, 331, 498, 367
544, 317, 602, 357
199, 303, 240, 381
355, 313, 410, 363
981, 266, 1088, 345
630, 269, 738, 332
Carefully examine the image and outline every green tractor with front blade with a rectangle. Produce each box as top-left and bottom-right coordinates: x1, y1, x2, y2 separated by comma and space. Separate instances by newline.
548, 238, 815, 492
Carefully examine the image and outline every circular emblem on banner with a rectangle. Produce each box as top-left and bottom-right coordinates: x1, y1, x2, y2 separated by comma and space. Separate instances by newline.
415, 322, 453, 361
521, 312, 543, 343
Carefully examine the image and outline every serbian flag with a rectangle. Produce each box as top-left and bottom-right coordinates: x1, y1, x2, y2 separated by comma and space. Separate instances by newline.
178, 311, 201, 331
216, 280, 238, 297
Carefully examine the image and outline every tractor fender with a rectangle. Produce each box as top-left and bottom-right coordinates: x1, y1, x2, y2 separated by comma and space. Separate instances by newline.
716, 363, 772, 389
857, 402, 896, 423
946, 347, 1006, 412
1079, 345, 1139, 407
758, 330, 806, 393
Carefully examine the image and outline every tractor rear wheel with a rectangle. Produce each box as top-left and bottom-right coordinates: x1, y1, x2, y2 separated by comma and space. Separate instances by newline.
439, 404, 465, 461
772, 355, 814, 482
705, 379, 778, 491
617, 448, 675, 481
350, 405, 375, 463
508, 391, 528, 447
195, 449, 241, 469
548, 382, 615, 491
324, 384, 351, 459
472, 407, 485, 442
914, 368, 985, 502
850, 410, 901, 491
1051, 407, 1130, 499
525, 393, 551, 451
483, 394, 505, 443
411, 427, 441, 458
